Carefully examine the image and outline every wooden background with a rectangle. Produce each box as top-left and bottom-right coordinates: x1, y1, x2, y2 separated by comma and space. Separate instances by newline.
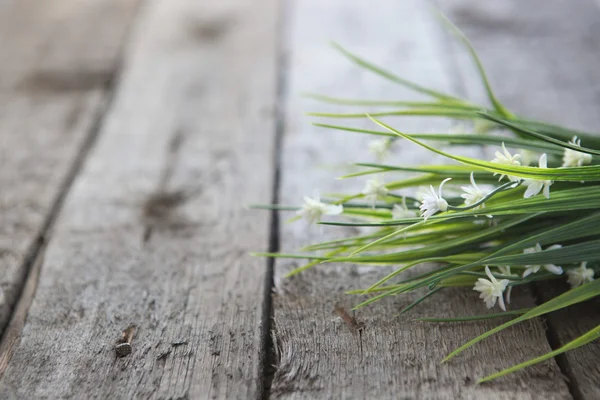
0, 0, 599, 398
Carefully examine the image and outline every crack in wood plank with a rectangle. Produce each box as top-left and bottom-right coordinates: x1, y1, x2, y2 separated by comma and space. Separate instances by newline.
259, 0, 292, 398
0, 0, 144, 340
0, 237, 46, 377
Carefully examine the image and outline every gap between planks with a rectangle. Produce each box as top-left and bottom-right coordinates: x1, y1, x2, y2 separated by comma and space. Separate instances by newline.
259, 0, 293, 398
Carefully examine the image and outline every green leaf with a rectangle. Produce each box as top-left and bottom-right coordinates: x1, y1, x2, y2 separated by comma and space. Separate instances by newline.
308, 108, 477, 119
481, 113, 600, 156
362, 258, 449, 293
435, 11, 513, 118
486, 212, 600, 259
397, 288, 442, 315
285, 248, 346, 277
369, 116, 600, 182
331, 42, 461, 102
486, 239, 600, 267
418, 309, 530, 323
334, 214, 534, 262
313, 123, 564, 154
304, 93, 478, 109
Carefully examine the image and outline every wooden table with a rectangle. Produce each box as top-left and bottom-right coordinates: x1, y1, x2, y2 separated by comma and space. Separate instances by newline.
0, 0, 599, 398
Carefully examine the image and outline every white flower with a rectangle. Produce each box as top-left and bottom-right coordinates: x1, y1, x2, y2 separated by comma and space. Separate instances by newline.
415, 186, 429, 201
392, 197, 416, 219
522, 243, 563, 277
413, 186, 430, 207
497, 266, 516, 304
522, 154, 553, 199
474, 266, 510, 311
461, 172, 488, 210
419, 178, 451, 220
362, 178, 389, 207
368, 138, 392, 161
297, 194, 343, 224
566, 262, 594, 288
520, 149, 537, 166
562, 136, 592, 167
491, 143, 521, 181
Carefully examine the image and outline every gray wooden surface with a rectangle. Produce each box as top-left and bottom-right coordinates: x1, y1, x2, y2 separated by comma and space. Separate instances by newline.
0, 0, 140, 339
0, 0, 599, 399
0, 0, 279, 398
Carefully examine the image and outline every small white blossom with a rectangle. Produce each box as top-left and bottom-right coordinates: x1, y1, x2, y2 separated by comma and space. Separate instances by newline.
368, 138, 392, 161
491, 142, 521, 181
522, 243, 563, 277
419, 178, 451, 220
562, 136, 592, 167
297, 194, 343, 224
413, 186, 430, 207
497, 266, 516, 304
523, 154, 553, 199
520, 149, 537, 166
566, 262, 594, 288
461, 172, 488, 210
474, 266, 510, 311
362, 178, 389, 207
392, 197, 416, 219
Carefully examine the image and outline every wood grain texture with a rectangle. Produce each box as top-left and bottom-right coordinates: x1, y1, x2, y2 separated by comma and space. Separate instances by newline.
0, 0, 279, 398
0, 0, 140, 335
272, 0, 570, 398
438, 0, 600, 397
0, 240, 45, 377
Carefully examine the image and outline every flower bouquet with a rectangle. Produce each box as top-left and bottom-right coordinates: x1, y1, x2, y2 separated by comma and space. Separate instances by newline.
254, 14, 600, 382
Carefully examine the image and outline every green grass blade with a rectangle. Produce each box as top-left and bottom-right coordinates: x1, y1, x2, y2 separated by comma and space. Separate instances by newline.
348, 220, 426, 256
308, 108, 477, 119
332, 42, 461, 102
284, 248, 346, 277
435, 11, 513, 118
369, 116, 600, 181
304, 93, 476, 108
481, 113, 600, 155
313, 123, 563, 154
486, 212, 600, 259
418, 309, 530, 322
397, 288, 443, 315
362, 258, 447, 293
486, 239, 600, 267
251, 252, 328, 261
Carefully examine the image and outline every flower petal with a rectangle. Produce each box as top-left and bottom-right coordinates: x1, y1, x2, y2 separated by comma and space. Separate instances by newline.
545, 264, 564, 275
524, 182, 542, 198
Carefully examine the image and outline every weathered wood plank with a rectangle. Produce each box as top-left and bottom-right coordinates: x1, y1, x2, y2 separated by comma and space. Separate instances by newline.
0, 0, 141, 335
272, 0, 570, 398
439, 0, 600, 397
0, 0, 279, 398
